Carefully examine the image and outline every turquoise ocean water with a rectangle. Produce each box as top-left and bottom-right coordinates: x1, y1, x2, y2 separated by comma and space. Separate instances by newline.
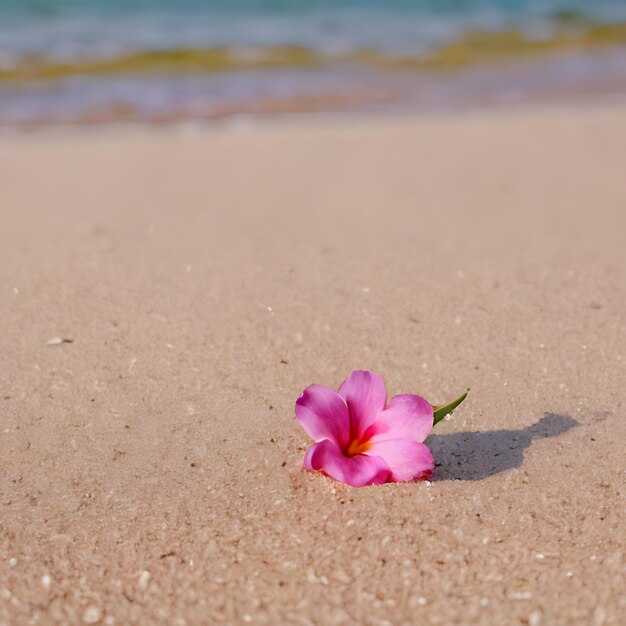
1, 1, 625, 60
1, 1, 625, 124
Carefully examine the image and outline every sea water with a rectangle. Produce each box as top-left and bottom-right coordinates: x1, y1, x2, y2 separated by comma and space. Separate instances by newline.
1, 1, 625, 124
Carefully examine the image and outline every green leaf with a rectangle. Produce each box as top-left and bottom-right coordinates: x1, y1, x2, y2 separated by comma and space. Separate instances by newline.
433, 390, 469, 426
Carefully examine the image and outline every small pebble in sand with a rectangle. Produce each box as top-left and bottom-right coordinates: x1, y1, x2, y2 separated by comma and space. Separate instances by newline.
243, 615, 252, 622
41, 574, 52, 589
529, 609, 543, 626
480, 598, 489, 607
47, 337, 73, 345
536, 553, 545, 560
417, 597, 427, 606
138, 570, 151, 590
8, 558, 17, 567
510, 591, 532, 600
83, 606, 102, 624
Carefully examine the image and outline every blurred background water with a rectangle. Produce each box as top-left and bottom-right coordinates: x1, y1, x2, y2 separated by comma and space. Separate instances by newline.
1, 0, 625, 125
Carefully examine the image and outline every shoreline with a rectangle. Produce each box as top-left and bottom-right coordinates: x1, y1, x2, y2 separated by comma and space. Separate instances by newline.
2, 21, 626, 81
1, 48, 626, 129
2, 95, 626, 138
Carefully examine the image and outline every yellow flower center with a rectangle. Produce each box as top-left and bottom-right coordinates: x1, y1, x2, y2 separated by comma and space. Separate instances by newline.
346, 438, 372, 457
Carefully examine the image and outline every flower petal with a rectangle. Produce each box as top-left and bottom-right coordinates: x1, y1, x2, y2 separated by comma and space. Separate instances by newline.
295, 384, 350, 448
303, 439, 390, 487
337, 370, 387, 439
366, 394, 433, 444
365, 439, 434, 482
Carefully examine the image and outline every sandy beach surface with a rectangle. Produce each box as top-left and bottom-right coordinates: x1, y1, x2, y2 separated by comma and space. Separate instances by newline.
0, 105, 624, 625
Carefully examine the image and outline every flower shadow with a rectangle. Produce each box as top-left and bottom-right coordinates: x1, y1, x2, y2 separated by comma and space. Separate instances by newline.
426, 413, 579, 481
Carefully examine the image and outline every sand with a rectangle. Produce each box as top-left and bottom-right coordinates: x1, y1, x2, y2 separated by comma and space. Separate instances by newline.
0, 105, 624, 625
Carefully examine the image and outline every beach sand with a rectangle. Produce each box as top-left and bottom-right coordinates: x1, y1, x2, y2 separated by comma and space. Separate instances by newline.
0, 105, 624, 625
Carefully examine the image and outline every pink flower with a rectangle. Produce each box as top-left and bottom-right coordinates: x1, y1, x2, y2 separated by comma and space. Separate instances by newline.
296, 370, 435, 487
